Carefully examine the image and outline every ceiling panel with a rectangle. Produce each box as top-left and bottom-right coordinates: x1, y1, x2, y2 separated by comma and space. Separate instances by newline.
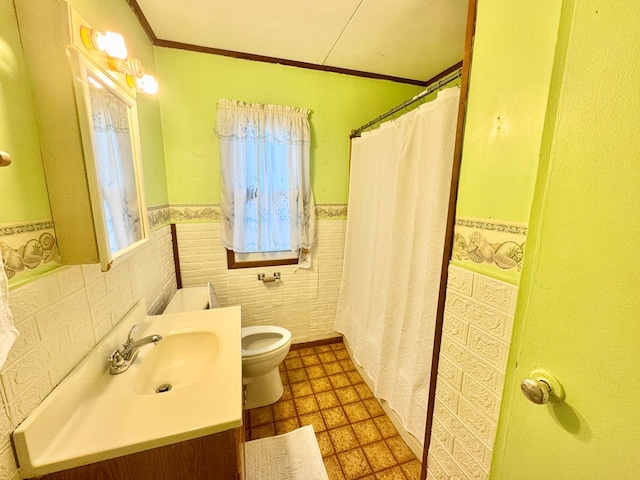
133, 0, 467, 82
324, 0, 467, 80
136, 0, 364, 65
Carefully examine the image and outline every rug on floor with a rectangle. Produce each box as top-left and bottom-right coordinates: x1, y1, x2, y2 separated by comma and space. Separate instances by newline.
245, 425, 329, 480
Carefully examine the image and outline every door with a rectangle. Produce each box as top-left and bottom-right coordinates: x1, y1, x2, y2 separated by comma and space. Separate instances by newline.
490, 1, 640, 478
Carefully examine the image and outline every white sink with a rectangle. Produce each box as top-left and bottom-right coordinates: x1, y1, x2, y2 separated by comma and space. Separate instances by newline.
133, 330, 219, 395
12, 300, 242, 478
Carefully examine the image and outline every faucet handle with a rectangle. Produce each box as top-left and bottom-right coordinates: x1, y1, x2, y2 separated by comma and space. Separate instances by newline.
125, 325, 138, 346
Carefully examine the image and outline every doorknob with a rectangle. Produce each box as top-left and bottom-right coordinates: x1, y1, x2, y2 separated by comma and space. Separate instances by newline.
520, 370, 564, 405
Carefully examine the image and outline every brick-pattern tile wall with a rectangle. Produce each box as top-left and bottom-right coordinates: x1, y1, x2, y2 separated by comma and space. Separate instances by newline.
0, 226, 176, 479
176, 220, 345, 343
426, 265, 517, 480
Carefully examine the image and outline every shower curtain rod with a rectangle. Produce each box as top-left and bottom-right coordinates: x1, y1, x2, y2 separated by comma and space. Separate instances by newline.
350, 66, 463, 138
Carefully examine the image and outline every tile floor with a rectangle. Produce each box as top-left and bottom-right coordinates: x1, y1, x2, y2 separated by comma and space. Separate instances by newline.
244, 341, 423, 480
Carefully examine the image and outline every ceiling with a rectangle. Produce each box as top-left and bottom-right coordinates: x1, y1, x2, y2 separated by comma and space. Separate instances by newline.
131, 0, 468, 85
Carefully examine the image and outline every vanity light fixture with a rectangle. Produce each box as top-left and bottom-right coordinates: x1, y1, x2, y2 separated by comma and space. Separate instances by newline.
80, 26, 158, 95
79, 26, 128, 59
108, 56, 145, 79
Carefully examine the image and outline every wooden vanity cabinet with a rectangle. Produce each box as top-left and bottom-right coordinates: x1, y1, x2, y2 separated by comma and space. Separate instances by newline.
27, 426, 245, 480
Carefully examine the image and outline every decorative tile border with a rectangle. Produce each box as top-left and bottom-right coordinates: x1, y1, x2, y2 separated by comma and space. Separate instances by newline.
147, 203, 348, 226
0, 220, 55, 237
452, 217, 527, 276
0, 227, 62, 281
315, 204, 347, 219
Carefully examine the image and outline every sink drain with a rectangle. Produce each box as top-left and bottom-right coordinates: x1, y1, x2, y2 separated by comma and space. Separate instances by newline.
156, 383, 172, 393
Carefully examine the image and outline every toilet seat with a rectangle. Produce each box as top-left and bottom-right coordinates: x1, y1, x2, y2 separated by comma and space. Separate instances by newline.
242, 326, 291, 358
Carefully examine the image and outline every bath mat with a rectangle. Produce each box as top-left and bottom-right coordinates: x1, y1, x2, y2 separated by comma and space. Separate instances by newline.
245, 425, 329, 480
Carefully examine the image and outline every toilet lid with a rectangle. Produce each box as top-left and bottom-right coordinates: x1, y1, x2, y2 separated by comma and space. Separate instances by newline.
241, 326, 291, 358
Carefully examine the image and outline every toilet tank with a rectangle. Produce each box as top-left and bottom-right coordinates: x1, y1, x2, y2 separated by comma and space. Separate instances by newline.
163, 286, 210, 314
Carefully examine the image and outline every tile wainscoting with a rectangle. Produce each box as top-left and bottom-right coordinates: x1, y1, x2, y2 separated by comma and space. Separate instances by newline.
426, 265, 518, 480
0, 225, 176, 479
174, 218, 346, 344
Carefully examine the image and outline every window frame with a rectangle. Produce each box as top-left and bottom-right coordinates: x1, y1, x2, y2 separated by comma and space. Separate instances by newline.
225, 248, 299, 269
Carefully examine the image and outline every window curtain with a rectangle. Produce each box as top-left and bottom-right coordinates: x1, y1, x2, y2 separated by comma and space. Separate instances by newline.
89, 83, 142, 254
214, 99, 315, 254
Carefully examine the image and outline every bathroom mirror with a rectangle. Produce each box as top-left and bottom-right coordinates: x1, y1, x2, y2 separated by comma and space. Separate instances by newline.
75, 54, 148, 269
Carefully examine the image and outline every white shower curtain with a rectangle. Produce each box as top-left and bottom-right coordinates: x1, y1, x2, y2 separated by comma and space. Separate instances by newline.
335, 87, 460, 444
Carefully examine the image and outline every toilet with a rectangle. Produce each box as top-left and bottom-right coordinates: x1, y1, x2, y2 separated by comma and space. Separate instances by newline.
162, 283, 292, 409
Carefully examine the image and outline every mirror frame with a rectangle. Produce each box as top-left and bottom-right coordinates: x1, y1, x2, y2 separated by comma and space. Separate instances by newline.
70, 50, 149, 271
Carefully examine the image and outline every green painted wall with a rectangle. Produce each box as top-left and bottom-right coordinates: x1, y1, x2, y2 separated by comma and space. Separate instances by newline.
491, 1, 640, 478
155, 47, 424, 205
450, 0, 562, 283
0, 1, 51, 225
456, 1, 561, 222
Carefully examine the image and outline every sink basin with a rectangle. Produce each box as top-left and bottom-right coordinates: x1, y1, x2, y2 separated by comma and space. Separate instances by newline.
134, 331, 219, 395
12, 300, 242, 478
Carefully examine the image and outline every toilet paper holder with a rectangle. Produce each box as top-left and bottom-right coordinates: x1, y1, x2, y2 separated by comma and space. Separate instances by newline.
258, 272, 281, 283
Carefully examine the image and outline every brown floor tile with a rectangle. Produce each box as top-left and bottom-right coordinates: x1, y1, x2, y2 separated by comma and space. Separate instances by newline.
400, 460, 422, 480
287, 367, 309, 383
298, 347, 316, 356
300, 411, 327, 433
363, 441, 398, 472
273, 399, 297, 420
329, 373, 352, 389
343, 401, 371, 423
316, 431, 335, 457
345, 371, 363, 385
337, 447, 373, 480
354, 382, 374, 400
248, 405, 273, 426
318, 351, 338, 363
284, 357, 303, 370
324, 455, 346, 480
351, 419, 383, 445
245, 341, 421, 480
291, 380, 314, 397
294, 394, 320, 414
315, 344, 333, 353
324, 361, 345, 375
373, 416, 399, 439
310, 377, 333, 393
339, 358, 357, 371
363, 397, 385, 417
281, 384, 293, 401
375, 466, 408, 480
322, 406, 349, 429
334, 349, 351, 360
306, 365, 327, 379
275, 417, 300, 434
335, 386, 360, 405
301, 353, 321, 366
250, 423, 275, 440
386, 436, 416, 463
316, 390, 340, 409
328, 425, 359, 453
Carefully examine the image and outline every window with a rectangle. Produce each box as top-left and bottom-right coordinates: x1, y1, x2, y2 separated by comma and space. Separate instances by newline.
214, 99, 315, 269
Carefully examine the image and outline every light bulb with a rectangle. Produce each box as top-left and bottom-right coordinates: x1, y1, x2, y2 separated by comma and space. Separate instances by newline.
137, 75, 158, 94
80, 26, 127, 59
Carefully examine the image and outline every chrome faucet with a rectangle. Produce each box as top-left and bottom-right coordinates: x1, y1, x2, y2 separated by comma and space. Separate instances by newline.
109, 325, 162, 375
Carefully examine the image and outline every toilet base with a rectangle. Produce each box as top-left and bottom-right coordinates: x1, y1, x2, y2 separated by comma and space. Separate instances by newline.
243, 367, 284, 409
